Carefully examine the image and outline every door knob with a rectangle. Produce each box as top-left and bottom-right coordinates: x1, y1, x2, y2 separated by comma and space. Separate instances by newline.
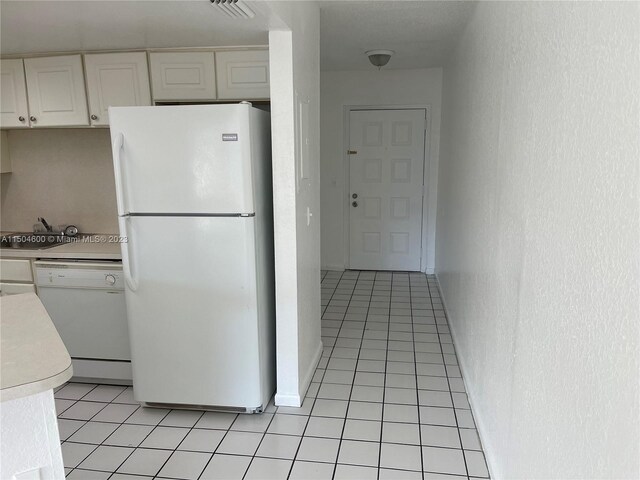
91, 114, 98, 121
18, 116, 25, 122
29, 116, 36, 122
352, 201, 358, 207
352, 193, 358, 199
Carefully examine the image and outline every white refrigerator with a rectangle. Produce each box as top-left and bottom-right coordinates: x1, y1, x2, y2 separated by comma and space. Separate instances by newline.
109, 104, 275, 412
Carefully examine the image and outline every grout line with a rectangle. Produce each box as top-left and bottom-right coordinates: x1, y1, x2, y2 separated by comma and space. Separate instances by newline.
195, 412, 246, 480
104, 407, 174, 478
152, 410, 208, 478
429, 275, 470, 478
239, 410, 279, 479
409, 273, 427, 480
325, 270, 366, 479
60, 385, 124, 475
376, 271, 392, 480
284, 269, 348, 479
61, 430, 483, 453
58, 271, 489, 480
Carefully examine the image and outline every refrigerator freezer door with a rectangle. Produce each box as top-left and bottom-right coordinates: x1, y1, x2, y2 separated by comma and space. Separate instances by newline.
110, 104, 255, 215
122, 215, 263, 408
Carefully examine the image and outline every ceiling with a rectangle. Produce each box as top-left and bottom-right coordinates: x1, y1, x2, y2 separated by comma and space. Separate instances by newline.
0, 1, 270, 55
319, 1, 476, 71
1, 1, 476, 71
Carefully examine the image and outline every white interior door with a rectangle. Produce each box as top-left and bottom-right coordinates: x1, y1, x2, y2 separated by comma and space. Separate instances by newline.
349, 109, 426, 271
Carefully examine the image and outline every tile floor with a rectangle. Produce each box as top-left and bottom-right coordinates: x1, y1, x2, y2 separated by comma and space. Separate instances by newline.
55, 270, 489, 480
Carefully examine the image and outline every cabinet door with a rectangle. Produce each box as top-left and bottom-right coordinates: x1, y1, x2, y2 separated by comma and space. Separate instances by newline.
24, 55, 89, 127
84, 52, 151, 126
1, 130, 11, 173
0, 282, 36, 296
1, 59, 30, 128
0, 259, 34, 282
215, 50, 269, 100
149, 52, 216, 101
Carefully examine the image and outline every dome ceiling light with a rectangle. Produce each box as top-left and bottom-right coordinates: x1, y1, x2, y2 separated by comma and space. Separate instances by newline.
366, 49, 395, 69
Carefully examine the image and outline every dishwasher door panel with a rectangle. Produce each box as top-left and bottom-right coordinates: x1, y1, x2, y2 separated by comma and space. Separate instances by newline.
37, 287, 131, 361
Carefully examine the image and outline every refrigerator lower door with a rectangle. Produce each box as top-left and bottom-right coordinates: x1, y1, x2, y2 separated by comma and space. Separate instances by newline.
122, 215, 263, 409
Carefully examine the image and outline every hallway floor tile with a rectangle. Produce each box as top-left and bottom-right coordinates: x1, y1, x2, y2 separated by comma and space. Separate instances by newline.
56, 271, 489, 479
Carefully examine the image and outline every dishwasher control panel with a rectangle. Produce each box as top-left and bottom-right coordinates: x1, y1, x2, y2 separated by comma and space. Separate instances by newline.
35, 261, 124, 290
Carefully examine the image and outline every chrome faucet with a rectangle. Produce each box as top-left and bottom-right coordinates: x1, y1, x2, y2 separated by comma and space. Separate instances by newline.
37, 217, 53, 232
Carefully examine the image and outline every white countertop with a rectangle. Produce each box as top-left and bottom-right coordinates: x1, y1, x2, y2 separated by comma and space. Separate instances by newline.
1, 293, 73, 402
0, 235, 122, 260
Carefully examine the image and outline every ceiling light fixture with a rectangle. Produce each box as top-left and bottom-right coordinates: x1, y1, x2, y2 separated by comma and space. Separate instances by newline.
366, 49, 394, 69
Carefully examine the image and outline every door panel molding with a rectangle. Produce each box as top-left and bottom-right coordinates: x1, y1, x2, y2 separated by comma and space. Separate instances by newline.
343, 105, 431, 272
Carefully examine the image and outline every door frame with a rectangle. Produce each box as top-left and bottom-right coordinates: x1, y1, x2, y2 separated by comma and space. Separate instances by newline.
342, 104, 432, 272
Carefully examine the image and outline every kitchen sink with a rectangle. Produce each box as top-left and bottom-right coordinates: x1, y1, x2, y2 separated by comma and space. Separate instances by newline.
0, 233, 76, 250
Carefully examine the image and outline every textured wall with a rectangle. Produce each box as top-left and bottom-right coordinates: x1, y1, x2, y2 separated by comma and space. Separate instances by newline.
320, 68, 443, 272
0, 390, 65, 479
436, 2, 639, 478
1, 129, 118, 234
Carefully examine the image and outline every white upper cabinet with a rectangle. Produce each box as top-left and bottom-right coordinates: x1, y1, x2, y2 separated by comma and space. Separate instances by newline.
84, 52, 152, 126
24, 55, 89, 127
215, 50, 269, 100
149, 52, 216, 102
1, 59, 30, 128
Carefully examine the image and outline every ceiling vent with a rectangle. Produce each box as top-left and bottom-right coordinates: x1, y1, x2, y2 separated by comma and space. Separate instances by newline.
210, 0, 256, 19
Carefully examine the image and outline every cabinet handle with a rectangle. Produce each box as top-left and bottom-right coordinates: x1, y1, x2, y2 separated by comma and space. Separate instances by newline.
90, 114, 98, 121
29, 116, 36, 122
18, 116, 25, 122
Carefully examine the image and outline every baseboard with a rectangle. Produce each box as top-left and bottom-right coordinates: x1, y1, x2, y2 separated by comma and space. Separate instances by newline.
435, 273, 496, 480
71, 359, 132, 385
274, 392, 302, 407
321, 264, 345, 272
275, 341, 323, 408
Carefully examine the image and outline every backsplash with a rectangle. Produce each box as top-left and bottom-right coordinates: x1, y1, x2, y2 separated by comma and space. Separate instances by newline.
1, 128, 118, 234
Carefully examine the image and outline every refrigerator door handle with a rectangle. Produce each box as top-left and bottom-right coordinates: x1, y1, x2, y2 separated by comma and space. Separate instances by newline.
118, 216, 139, 292
112, 133, 128, 216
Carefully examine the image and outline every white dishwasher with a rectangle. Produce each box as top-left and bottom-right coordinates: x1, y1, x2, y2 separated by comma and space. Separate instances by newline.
35, 260, 132, 384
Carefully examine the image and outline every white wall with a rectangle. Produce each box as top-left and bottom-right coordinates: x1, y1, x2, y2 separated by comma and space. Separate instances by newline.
436, 2, 639, 478
0, 390, 65, 480
268, 1, 322, 407
320, 68, 442, 272
1, 129, 117, 233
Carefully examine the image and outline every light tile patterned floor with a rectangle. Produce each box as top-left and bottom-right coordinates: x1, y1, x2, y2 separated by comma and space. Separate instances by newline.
55, 270, 489, 479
